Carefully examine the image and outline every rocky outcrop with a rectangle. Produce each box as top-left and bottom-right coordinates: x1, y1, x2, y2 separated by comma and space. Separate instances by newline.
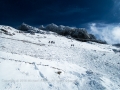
18, 23, 40, 33
44, 23, 91, 39
0, 26, 16, 36
18, 23, 32, 31
89, 34, 96, 39
112, 44, 120, 47
39, 25, 46, 30
71, 28, 90, 39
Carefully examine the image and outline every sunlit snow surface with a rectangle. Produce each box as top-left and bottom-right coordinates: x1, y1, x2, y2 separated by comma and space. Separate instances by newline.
0, 25, 120, 90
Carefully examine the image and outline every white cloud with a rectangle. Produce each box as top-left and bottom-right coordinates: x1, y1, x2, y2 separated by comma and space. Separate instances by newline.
112, 27, 120, 40
89, 23, 120, 44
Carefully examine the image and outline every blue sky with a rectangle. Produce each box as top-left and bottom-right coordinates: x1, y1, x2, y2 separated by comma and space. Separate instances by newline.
0, 0, 117, 26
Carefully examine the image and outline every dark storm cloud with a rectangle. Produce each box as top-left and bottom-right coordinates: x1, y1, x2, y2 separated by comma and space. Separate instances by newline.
0, 0, 116, 27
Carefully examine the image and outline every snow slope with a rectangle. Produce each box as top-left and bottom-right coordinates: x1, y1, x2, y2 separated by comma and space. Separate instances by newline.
0, 25, 120, 90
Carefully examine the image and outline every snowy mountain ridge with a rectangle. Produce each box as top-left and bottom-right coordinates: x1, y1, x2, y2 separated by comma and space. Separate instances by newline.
18, 23, 107, 44
0, 25, 120, 90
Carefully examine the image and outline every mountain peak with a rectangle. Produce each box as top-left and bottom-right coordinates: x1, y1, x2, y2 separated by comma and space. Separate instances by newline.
18, 23, 42, 33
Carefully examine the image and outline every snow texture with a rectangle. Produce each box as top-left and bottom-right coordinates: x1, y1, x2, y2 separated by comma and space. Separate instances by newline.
0, 25, 120, 90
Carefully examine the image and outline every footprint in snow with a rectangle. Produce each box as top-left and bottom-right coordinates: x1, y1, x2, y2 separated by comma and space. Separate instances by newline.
39, 71, 47, 81
32, 62, 39, 70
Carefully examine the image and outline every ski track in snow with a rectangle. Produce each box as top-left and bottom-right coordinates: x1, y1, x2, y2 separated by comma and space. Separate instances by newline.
0, 25, 120, 90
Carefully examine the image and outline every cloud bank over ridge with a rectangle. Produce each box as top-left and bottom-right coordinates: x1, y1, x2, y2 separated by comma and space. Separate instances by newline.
89, 23, 120, 44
